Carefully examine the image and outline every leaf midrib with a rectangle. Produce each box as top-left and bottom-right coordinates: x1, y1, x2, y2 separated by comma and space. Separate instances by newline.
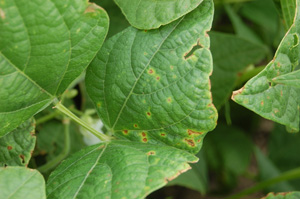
111, 16, 185, 129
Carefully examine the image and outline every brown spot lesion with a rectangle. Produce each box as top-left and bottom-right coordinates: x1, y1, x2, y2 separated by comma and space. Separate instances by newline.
147, 151, 156, 155
142, 138, 148, 142
0, 9, 5, 20
187, 129, 203, 136
141, 132, 146, 137
7, 146, 12, 150
184, 139, 195, 147
85, 3, 102, 13
123, 130, 128, 134
148, 68, 154, 74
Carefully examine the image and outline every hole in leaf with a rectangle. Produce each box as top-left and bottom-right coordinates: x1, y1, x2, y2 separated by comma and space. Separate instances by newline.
293, 33, 299, 47
184, 42, 203, 60
19, 154, 25, 164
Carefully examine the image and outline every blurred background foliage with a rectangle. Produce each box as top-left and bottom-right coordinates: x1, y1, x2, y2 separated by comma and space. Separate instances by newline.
29, 0, 300, 198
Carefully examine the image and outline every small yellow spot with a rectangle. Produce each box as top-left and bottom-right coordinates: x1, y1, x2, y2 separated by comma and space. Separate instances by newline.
76, 28, 81, 33
144, 52, 148, 55
0, 8, 5, 19
173, 75, 177, 79
167, 97, 172, 103
97, 102, 101, 108
170, 65, 174, 70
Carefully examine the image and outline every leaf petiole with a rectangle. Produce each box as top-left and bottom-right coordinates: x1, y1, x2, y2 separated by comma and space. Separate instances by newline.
53, 100, 112, 142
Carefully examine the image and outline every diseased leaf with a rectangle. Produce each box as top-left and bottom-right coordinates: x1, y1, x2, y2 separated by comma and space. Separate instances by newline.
86, 0, 217, 154
46, 140, 197, 199
262, 192, 300, 199
113, 0, 203, 30
232, 0, 300, 131
0, 167, 46, 199
0, 0, 109, 137
210, 32, 267, 109
0, 118, 35, 167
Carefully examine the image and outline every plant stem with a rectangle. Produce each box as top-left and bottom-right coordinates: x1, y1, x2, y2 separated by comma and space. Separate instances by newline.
54, 101, 111, 142
226, 167, 300, 199
224, 101, 232, 126
36, 111, 60, 125
38, 118, 71, 173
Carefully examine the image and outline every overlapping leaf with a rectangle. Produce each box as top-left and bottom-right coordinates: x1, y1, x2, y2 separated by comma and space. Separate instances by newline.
86, 0, 217, 154
46, 140, 197, 199
232, 0, 300, 131
210, 32, 267, 109
0, 167, 46, 199
113, 0, 203, 30
0, 0, 109, 137
0, 118, 35, 167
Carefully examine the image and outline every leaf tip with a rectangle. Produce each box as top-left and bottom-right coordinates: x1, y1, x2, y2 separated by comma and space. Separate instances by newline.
231, 87, 245, 101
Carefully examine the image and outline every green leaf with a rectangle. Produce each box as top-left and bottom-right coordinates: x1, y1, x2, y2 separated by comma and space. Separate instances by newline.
268, 123, 300, 188
167, 151, 208, 194
46, 140, 197, 199
240, 0, 281, 47
113, 0, 203, 29
0, 118, 35, 167
86, 0, 217, 154
210, 32, 267, 109
262, 192, 300, 199
0, 167, 46, 199
272, 70, 300, 87
225, 5, 263, 44
91, 0, 130, 38
232, 0, 300, 131
254, 147, 295, 192
281, 0, 296, 30
35, 120, 86, 163
0, 0, 109, 137
203, 124, 253, 178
